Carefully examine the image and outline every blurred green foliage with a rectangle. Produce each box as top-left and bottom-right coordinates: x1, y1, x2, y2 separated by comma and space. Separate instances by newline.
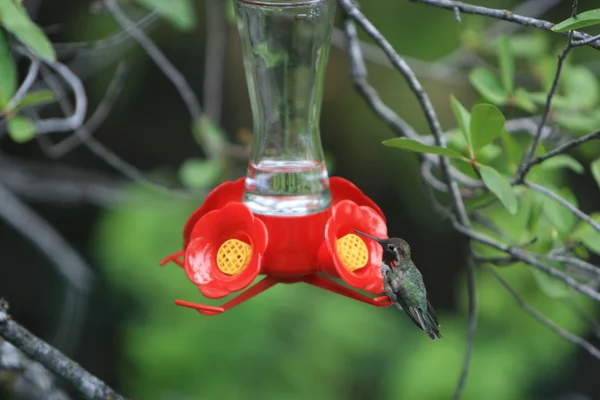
94, 184, 593, 400
81, 0, 600, 399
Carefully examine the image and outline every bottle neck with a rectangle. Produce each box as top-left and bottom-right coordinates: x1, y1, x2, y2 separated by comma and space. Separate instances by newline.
235, 0, 335, 165
234, 0, 336, 216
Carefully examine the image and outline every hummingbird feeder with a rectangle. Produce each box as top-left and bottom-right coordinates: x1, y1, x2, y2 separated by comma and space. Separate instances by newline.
160, 0, 393, 316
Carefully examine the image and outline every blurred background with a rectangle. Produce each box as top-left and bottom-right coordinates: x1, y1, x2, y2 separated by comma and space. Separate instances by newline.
1, 0, 600, 399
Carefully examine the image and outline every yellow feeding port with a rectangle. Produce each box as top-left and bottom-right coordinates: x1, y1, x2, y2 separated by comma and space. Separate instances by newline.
336, 233, 368, 272
216, 239, 253, 275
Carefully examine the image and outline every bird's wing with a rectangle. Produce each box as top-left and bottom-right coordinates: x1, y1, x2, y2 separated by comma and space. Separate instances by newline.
427, 299, 440, 327
409, 261, 427, 293
395, 280, 427, 331
394, 289, 423, 331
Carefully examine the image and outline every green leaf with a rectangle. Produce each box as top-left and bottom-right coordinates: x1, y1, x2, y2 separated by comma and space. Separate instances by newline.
501, 131, 522, 172
225, 0, 236, 23
464, 192, 496, 211
507, 32, 549, 59
490, 189, 535, 241
540, 186, 578, 234
573, 245, 590, 260
538, 155, 584, 174
253, 42, 286, 68
470, 103, 506, 152
552, 8, 600, 32
526, 92, 570, 110
192, 117, 226, 156
512, 88, 537, 113
592, 158, 600, 188
556, 111, 600, 134
479, 165, 518, 214
14, 90, 55, 110
469, 68, 509, 105
536, 57, 562, 92
478, 143, 502, 164
571, 213, 600, 255
562, 66, 599, 110
526, 191, 545, 234
178, 158, 224, 189
450, 95, 472, 151
133, 0, 195, 30
531, 267, 571, 298
324, 150, 336, 174
382, 137, 465, 159
7, 115, 36, 143
498, 37, 514, 94
0, 30, 16, 109
0, 0, 55, 61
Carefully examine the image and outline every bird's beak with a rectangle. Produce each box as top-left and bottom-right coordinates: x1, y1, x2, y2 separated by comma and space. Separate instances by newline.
353, 230, 384, 244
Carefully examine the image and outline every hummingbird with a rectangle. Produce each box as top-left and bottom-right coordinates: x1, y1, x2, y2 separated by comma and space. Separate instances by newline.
354, 230, 442, 340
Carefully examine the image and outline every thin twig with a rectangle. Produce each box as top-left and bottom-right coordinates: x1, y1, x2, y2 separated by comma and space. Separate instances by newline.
517, 15, 575, 180
331, 27, 467, 83
485, 267, 600, 361
12, 47, 88, 135
0, 155, 129, 206
538, 254, 600, 280
453, 255, 478, 400
37, 60, 193, 196
572, 33, 600, 47
564, 297, 600, 340
46, 62, 130, 158
34, 62, 87, 134
341, 19, 418, 139
83, 136, 194, 195
332, 0, 562, 80
339, 0, 470, 224
53, 11, 160, 56
0, 300, 126, 400
453, 221, 600, 302
336, 1, 600, 397
51, 286, 88, 356
411, 0, 600, 50
0, 339, 71, 400
525, 181, 600, 234
5, 55, 40, 113
0, 184, 93, 292
484, 0, 563, 37
103, 0, 205, 144
527, 129, 600, 169
421, 161, 450, 193
203, 0, 227, 121
340, 16, 480, 191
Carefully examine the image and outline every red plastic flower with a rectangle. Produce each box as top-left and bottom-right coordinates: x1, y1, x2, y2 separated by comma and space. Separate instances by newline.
184, 202, 268, 299
182, 177, 386, 247
319, 200, 387, 294
330, 177, 385, 221
162, 176, 392, 315
183, 179, 245, 247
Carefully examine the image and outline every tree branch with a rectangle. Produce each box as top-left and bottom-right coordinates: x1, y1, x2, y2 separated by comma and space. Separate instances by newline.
453, 255, 478, 400
411, 0, 600, 50
339, 0, 470, 224
0, 300, 126, 400
12, 47, 89, 135
527, 129, 600, 169
452, 221, 600, 302
486, 267, 600, 361
0, 338, 71, 400
0, 184, 93, 292
524, 181, 600, 234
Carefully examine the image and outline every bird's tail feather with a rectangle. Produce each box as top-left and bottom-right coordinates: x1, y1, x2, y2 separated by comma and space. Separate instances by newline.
423, 301, 442, 340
